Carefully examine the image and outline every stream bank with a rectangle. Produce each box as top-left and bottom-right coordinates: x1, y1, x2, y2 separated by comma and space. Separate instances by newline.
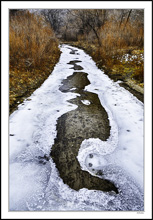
9, 52, 61, 115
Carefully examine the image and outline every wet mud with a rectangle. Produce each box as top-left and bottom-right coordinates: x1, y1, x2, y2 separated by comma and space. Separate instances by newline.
51, 54, 118, 193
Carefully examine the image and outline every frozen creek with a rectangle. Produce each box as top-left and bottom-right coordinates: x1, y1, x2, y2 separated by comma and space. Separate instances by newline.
9, 44, 144, 211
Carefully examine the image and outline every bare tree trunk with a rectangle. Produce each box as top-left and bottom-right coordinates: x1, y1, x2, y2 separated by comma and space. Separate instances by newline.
119, 13, 124, 28
87, 22, 101, 46
124, 9, 132, 28
92, 27, 101, 46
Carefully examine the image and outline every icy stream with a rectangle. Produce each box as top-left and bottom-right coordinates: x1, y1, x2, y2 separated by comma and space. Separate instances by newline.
9, 44, 144, 211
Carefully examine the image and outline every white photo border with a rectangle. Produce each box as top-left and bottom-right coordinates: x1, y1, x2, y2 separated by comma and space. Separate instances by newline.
2, 1, 152, 219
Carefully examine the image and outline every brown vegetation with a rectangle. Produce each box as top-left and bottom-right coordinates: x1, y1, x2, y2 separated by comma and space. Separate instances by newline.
93, 19, 144, 83
61, 9, 144, 91
9, 10, 60, 114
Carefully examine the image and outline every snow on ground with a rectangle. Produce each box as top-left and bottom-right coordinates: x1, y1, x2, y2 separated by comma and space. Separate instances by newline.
9, 44, 144, 211
118, 53, 144, 63
81, 99, 91, 105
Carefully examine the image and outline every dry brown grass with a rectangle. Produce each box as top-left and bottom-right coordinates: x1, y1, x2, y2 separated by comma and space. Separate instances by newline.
76, 19, 144, 86
9, 10, 61, 114
99, 21, 143, 54
94, 20, 143, 62
9, 10, 59, 70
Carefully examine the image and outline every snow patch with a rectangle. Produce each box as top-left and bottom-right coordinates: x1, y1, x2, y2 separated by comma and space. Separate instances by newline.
70, 87, 76, 91
81, 100, 91, 105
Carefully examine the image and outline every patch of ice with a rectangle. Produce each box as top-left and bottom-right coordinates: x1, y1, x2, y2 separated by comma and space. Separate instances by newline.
69, 87, 76, 91
81, 100, 91, 105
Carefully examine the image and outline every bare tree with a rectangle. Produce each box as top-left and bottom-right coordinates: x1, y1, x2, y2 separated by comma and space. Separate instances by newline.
67, 9, 108, 45
41, 9, 68, 34
9, 9, 26, 20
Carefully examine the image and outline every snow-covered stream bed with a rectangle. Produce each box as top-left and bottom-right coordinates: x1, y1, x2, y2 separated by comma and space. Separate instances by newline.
9, 44, 144, 211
